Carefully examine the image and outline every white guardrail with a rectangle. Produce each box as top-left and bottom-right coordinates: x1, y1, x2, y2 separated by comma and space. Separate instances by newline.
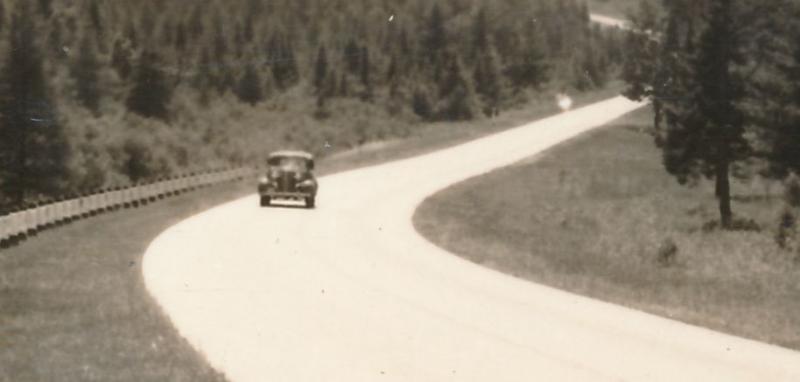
0, 167, 256, 249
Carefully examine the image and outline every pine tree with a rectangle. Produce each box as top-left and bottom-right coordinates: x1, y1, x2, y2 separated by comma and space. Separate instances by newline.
359, 46, 373, 102
189, 5, 205, 41
422, 4, 447, 74
338, 71, 350, 97
580, 42, 605, 89
412, 86, 434, 120
243, 15, 255, 42
195, 47, 214, 106
111, 38, 132, 79
660, 0, 749, 228
125, 20, 138, 49
214, 20, 228, 61
37, 0, 52, 18
72, 35, 101, 113
48, 18, 65, 59
764, 11, 800, 178
621, 0, 664, 126
472, 5, 490, 59
0, 1, 5, 32
504, 24, 549, 91
474, 46, 503, 117
313, 44, 328, 95
386, 54, 398, 84
126, 51, 172, 121
89, 0, 103, 34
0, 3, 69, 204
161, 20, 174, 47
437, 57, 479, 121
236, 64, 264, 105
175, 21, 187, 52
344, 39, 360, 74
267, 33, 299, 90
651, 10, 686, 134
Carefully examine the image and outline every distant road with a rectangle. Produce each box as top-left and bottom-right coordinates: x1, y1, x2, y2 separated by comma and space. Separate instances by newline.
590, 13, 633, 29
143, 96, 800, 381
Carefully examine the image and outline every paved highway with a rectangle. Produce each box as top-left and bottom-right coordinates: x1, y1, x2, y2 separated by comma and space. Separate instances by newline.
143, 96, 800, 381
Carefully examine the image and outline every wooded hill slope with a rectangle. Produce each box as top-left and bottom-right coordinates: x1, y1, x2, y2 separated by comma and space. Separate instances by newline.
0, 0, 623, 208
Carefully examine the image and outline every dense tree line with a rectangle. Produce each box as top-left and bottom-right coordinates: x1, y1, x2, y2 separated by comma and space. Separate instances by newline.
0, 0, 622, 208
622, 0, 800, 228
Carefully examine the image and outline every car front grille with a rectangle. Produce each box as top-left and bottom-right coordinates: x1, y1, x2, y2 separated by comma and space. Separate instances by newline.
278, 172, 296, 192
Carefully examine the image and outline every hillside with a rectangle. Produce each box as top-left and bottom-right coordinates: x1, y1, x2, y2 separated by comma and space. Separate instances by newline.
0, 0, 624, 209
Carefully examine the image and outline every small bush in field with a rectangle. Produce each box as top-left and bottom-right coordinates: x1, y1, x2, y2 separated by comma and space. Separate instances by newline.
703, 216, 761, 233
775, 207, 796, 250
656, 237, 678, 267
784, 175, 800, 208
730, 217, 761, 232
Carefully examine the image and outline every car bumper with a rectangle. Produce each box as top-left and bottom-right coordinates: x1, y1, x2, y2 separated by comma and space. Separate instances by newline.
258, 185, 315, 197
260, 191, 313, 198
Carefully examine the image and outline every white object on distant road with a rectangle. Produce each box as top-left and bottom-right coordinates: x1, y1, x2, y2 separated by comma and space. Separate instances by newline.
144, 97, 800, 382
590, 14, 632, 30
557, 93, 573, 111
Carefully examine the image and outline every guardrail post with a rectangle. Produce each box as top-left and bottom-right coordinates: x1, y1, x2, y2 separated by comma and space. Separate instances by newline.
6, 209, 18, 245
62, 197, 71, 223
35, 201, 47, 231
66, 195, 77, 222
114, 186, 124, 210
157, 178, 165, 199
22, 204, 34, 237
0, 210, 8, 248
111, 187, 119, 210
99, 189, 109, 213
52, 198, 62, 226
146, 181, 155, 202
78, 193, 89, 218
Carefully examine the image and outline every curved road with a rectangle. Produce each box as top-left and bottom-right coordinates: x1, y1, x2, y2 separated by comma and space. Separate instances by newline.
143, 96, 800, 381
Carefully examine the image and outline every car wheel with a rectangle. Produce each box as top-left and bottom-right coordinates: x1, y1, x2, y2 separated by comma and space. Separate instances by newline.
305, 196, 315, 209
260, 196, 271, 207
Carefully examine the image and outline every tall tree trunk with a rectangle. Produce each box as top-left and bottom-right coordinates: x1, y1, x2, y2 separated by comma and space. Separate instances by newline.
653, 100, 662, 131
715, 160, 733, 228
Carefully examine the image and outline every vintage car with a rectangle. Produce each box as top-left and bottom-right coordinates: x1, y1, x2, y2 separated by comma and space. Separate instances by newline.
257, 150, 318, 208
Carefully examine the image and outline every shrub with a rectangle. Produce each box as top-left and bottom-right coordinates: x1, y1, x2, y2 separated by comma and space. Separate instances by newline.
784, 174, 800, 208
412, 87, 434, 120
656, 237, 678, 267
776, 207, 796, 250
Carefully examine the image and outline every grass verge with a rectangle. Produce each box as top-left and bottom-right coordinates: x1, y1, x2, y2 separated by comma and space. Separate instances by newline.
414, 107, 800, 351
0, 85, 624, 381
0, 184, 244, 382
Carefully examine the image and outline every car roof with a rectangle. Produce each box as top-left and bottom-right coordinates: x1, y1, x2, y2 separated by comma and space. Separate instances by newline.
268, 150, 314, 160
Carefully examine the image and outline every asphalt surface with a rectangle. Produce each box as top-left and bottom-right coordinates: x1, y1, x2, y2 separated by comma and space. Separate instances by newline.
143, 96, 800, 381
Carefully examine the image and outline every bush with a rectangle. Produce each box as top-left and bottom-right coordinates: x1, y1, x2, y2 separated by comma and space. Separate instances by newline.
412, 87, 434, 120
784, 174, 800, 208
656, 237, 678, 267
702, 216, 761, 233
776, 207, 797, 250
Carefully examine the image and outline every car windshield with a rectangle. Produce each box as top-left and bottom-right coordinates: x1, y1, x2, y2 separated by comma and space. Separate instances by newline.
271, 157, 307, 172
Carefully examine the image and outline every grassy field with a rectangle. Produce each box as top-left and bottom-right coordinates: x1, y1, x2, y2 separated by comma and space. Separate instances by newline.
414, 107, 800, 351
0, 85, 624, 381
